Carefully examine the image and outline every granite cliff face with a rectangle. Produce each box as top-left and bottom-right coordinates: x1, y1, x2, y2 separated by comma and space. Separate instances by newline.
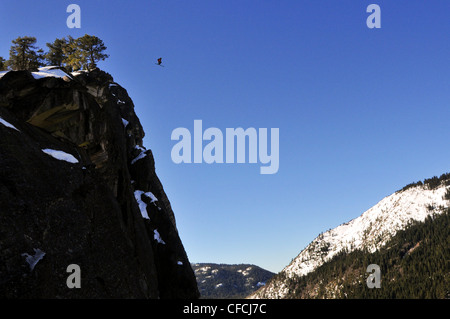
0, 67, 199, 298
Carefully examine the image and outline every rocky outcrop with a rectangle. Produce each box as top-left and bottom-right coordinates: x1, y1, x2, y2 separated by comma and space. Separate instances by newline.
0, 67, 199, 298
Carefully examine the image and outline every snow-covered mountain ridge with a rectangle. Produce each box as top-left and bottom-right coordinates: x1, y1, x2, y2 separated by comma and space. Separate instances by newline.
250, 180, 449, 299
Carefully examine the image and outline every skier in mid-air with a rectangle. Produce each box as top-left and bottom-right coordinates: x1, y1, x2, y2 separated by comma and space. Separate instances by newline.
156, 57, 162, 66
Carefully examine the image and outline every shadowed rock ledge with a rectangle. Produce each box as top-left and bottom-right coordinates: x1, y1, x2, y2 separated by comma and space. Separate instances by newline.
0, 68, 199, 298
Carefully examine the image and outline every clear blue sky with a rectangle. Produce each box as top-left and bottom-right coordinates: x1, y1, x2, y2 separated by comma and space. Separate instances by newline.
1, 1, 449, 273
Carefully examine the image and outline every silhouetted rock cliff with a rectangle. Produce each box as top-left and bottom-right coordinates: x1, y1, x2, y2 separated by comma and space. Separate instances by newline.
0, 67, 199, 298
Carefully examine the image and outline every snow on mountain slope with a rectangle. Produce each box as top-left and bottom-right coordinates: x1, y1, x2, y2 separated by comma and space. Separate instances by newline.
250, 183, 449, 299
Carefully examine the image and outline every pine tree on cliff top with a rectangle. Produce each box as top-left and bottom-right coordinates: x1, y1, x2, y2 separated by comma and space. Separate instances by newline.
44, 37, 72, 68
8, 36, 44, 71
64, 34, 109, 72
0, 57, 6, 71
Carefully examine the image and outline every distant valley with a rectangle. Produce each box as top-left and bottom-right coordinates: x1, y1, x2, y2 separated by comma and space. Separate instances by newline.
192, 263, 275, 299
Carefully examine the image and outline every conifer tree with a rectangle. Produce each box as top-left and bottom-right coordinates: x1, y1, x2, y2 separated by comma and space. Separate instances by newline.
8, 36, 44, 71
0, 56, 7, 71
44, 37, 71, 67
64, 34, 109, 72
